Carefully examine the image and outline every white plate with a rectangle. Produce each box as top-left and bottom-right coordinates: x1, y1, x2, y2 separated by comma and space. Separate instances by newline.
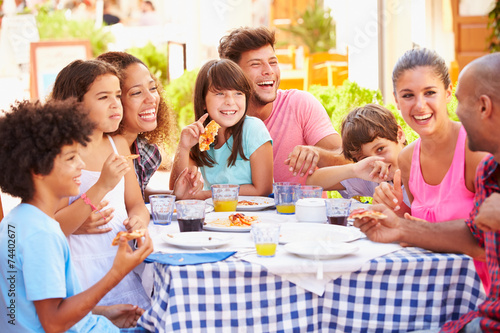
284, 241, 359, 260
279, 223, 363, 244
146, 203, 214, 218
206, 196, 275, 211
203, 211, 288, 232
161, 232, 233, 249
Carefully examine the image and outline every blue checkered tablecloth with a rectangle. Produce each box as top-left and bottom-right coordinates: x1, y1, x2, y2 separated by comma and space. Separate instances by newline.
137, 247, 485, 332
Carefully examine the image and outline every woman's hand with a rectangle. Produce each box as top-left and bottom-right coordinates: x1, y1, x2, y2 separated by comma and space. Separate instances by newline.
74, 200, 114, 234
373, 169, 404, 212
178, 113, 209, 151
97, 153, 131, 192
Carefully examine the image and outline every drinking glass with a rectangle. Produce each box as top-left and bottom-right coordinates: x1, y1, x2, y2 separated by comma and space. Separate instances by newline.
325, 198, 352, 226
211, 184, 240, 212
176, 200, 206, 232
149, 194, 176, 225
251, 223, 280, 257
273, 182, 300, 214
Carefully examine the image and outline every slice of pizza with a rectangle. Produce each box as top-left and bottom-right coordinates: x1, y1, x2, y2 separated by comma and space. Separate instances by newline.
349, 208, 387, 220
199, 120, 221, 151
228, 213, 258, 226
111, 229, 146, 246
124, 154, 140, 160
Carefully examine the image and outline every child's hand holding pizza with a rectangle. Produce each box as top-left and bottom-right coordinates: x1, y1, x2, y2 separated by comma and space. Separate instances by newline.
178, 113, 210, 150
111, 229, 153, 278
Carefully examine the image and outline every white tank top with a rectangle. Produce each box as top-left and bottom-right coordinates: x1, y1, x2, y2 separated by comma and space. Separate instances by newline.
67, 135, 150, 308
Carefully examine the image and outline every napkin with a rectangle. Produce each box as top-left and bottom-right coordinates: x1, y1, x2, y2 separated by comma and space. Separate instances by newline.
242, 239, 402, 295
145, 251, 236, 266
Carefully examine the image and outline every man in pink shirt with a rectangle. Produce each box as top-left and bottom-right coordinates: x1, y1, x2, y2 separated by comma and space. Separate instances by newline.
218, 26, 347, 184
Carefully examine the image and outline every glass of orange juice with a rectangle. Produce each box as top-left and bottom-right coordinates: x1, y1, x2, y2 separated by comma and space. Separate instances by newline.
273, 182, 300, 215
251, 223, 280, 257
211, 184, 240, 212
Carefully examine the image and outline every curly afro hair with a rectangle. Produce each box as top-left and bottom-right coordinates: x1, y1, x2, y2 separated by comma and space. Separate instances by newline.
0, 99, 95, 201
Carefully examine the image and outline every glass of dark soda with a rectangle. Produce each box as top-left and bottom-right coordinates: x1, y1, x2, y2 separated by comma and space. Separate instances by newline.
325, 199, 352, 226
176, 200, 206, 232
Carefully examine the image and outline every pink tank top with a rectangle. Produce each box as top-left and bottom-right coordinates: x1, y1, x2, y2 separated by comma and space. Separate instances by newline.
409, 126, 474, 222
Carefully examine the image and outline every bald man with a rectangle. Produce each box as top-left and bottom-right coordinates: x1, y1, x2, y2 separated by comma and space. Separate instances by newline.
355, 53, 500, 332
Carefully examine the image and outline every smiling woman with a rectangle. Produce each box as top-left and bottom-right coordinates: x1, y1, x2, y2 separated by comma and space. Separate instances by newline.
97, 52, 177, 199
386, 47, 491, 293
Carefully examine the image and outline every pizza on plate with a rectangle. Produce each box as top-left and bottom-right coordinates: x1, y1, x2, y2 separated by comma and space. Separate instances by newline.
207, 213, 258, 227
349, 208, 387, 220
229, 213, 258, 226
238, 200, 259, 206
112, 229, 146, 246
199, 120, 221, 151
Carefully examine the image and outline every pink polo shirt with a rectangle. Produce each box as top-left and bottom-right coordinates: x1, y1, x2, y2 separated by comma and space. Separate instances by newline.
264, 89, 337, 184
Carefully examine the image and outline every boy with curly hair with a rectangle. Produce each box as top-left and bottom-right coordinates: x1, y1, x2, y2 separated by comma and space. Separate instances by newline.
0, 99, 153, 332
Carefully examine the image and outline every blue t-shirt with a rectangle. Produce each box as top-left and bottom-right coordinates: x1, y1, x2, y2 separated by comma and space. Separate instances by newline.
0, 204, 118, 332
201, 116, 272, 189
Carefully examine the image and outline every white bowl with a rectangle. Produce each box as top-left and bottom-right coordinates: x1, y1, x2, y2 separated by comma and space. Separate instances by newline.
295, 198, 326, 223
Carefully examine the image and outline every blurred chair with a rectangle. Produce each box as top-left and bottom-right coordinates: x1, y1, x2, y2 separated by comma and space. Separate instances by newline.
277, 45, 306, 90
450, 60, 459, 85
303, 50, 348, 90
276, 45, 297, 70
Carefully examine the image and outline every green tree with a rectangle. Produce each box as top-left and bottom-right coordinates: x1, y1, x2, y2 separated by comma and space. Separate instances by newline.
278, 0, 336, 53
164, 69, 198, 133
128, 42, 168, 86
35, 4, 114, 57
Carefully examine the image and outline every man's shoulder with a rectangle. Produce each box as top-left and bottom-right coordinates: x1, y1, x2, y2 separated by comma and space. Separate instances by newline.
275, 89, 323, 112
477, 154, 497, 179
277, 88, 314, 101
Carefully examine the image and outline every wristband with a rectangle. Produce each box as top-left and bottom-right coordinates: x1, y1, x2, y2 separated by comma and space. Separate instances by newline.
81, 193, 106, 219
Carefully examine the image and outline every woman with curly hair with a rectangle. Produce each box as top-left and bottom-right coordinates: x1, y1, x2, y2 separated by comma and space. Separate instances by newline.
97, 51, 191, 200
